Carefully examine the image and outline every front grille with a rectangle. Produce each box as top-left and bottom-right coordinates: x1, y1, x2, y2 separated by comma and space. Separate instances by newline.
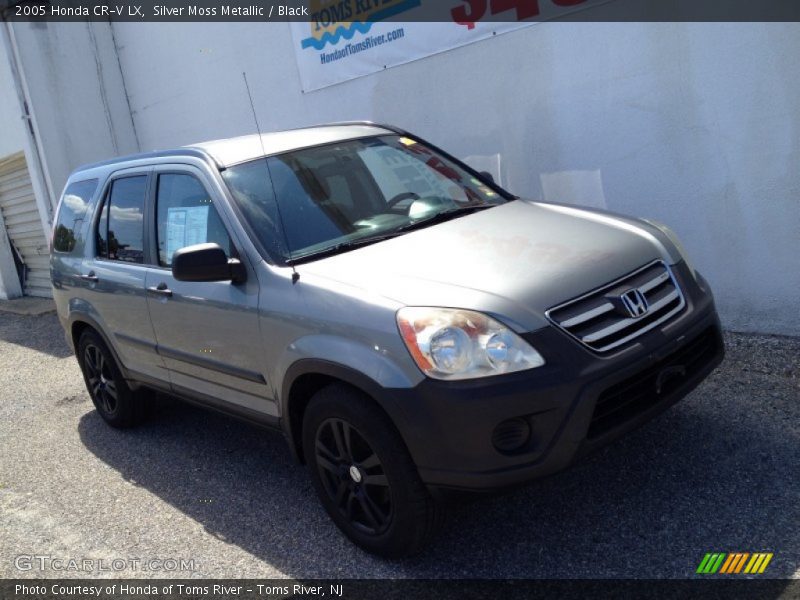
546, 261, 686, 352
587, 326, 720, 439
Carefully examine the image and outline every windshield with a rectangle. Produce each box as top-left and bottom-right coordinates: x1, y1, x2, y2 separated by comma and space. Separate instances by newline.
221, 135, 508, 264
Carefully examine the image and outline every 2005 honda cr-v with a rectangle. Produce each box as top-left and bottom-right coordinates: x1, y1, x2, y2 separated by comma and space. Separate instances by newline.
51, 123, 724, 557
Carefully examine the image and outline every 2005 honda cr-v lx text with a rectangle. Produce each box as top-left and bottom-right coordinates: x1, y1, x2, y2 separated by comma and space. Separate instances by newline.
51, 123, 724, 557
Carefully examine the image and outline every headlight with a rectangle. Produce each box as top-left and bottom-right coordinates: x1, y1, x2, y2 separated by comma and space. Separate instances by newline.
642, 218, 697, 279
396, 307, 545, 380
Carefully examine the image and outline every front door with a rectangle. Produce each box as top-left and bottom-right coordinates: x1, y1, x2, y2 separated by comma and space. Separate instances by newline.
143, 166, 273, 416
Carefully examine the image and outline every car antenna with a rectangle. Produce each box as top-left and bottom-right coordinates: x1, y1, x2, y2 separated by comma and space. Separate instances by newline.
242, 72, 300, 285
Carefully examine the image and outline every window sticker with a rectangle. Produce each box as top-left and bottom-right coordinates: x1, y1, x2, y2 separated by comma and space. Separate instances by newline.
166, 205, 210, 261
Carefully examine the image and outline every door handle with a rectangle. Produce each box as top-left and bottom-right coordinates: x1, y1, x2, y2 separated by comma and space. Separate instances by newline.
147, 283, 173, 297
80, 272, 99, 282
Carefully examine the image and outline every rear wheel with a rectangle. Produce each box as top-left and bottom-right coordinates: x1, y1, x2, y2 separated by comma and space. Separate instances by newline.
77, 329, 150, 428
303, 384, 443, 558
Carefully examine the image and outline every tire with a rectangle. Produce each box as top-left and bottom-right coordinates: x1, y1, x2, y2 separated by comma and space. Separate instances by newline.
77, 329, 150, 428
302, 384, 443, 558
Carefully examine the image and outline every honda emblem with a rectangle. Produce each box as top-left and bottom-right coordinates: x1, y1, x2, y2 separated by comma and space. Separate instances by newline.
620, 289, 649, 318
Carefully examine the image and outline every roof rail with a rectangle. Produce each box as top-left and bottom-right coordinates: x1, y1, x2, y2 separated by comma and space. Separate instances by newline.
70, 122, 402, 174
266, 121, 408, 136
72, 147, 221, 174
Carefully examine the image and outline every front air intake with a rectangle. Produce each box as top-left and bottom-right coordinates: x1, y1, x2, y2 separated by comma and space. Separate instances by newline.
588, 326, 721, 438
492, 418, 531, 454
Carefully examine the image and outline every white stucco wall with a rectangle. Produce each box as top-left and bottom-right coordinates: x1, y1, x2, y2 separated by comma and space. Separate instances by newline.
1, 22, 140, 299
0, 42, 26, 159
7, 21, 139, 206
108, 21, 800, 336
0, 40, 27, 299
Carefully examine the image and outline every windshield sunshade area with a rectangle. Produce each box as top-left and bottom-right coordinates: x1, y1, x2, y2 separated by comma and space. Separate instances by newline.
221, 135, 507, 264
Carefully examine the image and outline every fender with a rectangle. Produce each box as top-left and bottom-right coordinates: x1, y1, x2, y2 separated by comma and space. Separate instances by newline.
280, 358, 413, 463
66, 311, 133, 381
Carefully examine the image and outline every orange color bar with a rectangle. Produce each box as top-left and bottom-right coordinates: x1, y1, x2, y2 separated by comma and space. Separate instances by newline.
720, 554, 737, 574
733, 553, 750, 573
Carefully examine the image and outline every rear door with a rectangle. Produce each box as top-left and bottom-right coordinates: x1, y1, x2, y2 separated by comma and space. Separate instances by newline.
143, 165, 272, 416
51, 178, 100, 301
84, 169, 167, 383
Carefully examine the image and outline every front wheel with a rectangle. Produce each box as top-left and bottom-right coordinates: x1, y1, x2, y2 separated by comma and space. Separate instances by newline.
302, 384, 443, 558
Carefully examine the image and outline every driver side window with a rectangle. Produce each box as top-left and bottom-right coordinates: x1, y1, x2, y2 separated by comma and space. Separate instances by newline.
155, 173, 233, 268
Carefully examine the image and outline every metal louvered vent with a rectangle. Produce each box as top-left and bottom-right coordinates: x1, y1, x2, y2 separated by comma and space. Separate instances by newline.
546, 261, 686, 353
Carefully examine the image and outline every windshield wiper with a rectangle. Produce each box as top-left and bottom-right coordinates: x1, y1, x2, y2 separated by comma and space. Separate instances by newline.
395, 204, 495, 233
285, 232, 402, 266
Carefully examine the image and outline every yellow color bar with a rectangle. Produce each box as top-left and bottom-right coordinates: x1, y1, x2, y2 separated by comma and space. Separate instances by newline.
758, 553, 774, 574
745, 554, 759, 573
746, 553, 769, 574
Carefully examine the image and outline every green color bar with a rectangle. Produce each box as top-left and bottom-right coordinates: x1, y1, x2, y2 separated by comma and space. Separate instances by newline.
697, 553, 713, 574
710, 553, 726, 573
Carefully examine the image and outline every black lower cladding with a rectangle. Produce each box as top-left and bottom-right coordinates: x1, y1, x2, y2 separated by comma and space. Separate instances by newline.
588, 326, 722, 439
384, 261, 725, 491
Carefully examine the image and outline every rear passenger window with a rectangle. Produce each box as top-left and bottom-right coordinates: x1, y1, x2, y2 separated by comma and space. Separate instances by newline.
96, 175, 147, 264
53, 179, 98, 253
155, 173, 232, 267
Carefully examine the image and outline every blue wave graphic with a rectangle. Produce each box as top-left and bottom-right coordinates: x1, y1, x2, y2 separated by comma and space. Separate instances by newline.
301, 21, 374, 50
301, 0, 421, 50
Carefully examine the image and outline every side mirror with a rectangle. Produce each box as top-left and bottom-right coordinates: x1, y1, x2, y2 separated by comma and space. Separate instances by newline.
172, 243, 246, 283
479, 171, 495, 184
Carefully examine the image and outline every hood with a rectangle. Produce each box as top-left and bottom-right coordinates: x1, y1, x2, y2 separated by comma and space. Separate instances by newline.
298, 200, 674, 332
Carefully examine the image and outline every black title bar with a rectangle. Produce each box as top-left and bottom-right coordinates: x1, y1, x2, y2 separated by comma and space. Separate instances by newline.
2, 0, 800, 22
3, 579, 800, 600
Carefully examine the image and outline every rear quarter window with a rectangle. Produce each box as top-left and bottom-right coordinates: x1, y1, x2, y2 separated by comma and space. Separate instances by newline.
53, 179, 99, 254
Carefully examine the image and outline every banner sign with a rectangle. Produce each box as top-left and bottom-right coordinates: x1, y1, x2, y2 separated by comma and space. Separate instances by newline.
290, 0, 605, 92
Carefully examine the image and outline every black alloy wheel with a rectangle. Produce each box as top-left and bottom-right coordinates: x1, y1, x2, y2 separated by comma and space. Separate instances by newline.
303, 384, 443, 557
77, 329, 150, 428
84, 343, 119, 415
314, 417, 393, 535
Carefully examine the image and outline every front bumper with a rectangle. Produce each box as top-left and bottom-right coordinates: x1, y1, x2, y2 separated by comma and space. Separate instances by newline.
385, 261, 725, 492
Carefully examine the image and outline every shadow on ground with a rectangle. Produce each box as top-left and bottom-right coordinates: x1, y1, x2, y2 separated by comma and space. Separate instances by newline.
0, 312, 73, 359
77, 334, 800, 578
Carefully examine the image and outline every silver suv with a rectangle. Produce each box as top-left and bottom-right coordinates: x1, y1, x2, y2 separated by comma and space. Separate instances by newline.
51, 123, 724, 557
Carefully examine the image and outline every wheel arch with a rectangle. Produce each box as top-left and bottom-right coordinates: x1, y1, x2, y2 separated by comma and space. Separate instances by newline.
281, 359, 408, 465
68, 314, 131, 381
